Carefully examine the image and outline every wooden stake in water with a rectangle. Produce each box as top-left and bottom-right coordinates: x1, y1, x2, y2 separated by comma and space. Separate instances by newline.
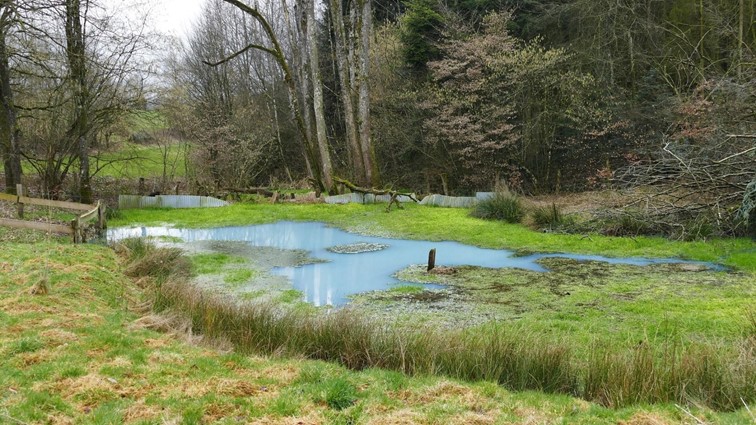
427, 248, 436, 272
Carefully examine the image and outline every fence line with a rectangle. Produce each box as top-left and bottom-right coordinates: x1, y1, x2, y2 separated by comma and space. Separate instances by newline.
0, 184, 106, 243
118, 194, 228, 209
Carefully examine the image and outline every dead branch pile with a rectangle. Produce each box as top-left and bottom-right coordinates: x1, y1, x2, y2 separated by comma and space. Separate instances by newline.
614, 135, 756, 237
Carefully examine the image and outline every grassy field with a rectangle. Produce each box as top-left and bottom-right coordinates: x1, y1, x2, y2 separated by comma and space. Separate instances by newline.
20, 142, 187, 180
91, 143, 188, 179
19, 110, 187, 181
1, 239, 753, 424
352, 259, 754, 347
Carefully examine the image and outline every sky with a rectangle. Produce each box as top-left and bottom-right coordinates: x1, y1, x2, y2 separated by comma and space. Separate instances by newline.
104, 0, 206, 41
149, 0, 206, 40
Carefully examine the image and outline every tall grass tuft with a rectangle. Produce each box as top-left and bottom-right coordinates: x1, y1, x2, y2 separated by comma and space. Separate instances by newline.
584, 340, 755, 410
121, 241, 756, 411
471, 192, 525, 223
531, 203, 565, 231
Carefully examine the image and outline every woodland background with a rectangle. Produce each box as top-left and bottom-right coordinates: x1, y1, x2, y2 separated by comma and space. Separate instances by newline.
1, 0, 755, 235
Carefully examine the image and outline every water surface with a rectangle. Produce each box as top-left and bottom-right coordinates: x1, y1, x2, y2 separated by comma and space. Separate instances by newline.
109, 221, 717, 306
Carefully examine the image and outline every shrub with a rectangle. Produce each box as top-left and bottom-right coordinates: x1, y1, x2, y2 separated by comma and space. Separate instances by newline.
471, 192, 524, 223
680, 216, 715, 241
594, 209, 657, 237
105, 206, 123, 221
118, 238, 189, 284
531, 203, 564, 230
129, 131, 154, 144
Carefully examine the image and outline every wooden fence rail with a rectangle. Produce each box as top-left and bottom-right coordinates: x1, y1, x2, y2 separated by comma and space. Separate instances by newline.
0, 184, 106, 243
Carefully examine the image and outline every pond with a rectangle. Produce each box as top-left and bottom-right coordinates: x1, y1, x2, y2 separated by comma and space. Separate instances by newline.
109, 221, 719, 306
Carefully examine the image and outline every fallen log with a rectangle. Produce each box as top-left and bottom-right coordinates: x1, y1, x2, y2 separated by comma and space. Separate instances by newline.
333, 177, 419, 212
222, 187, 277, 198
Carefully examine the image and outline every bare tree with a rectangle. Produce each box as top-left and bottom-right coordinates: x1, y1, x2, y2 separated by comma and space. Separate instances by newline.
304, 0, 333, 190
5, 0, 150, 200
0, 0, 21, 193
205, 0, 329, 192
65, 0, 91, 203
329, 0, 378, 186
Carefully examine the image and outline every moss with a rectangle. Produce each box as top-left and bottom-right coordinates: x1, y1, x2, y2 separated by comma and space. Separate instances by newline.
353, 259, 754, 349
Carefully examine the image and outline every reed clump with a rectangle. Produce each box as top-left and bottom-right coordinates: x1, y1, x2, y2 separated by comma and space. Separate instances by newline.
122, 241, 756, 411
471, 192, 525, 223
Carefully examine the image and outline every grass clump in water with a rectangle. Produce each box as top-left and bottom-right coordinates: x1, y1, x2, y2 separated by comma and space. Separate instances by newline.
223, 268, 256, 285
190, 253, 245, 275
471, 192, 524, 223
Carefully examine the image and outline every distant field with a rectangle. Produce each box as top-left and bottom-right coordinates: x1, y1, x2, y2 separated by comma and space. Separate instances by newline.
90, 142, 188, 179
21, 142, 188, 180
127, 110, 169, 133
20, 110, 185, 180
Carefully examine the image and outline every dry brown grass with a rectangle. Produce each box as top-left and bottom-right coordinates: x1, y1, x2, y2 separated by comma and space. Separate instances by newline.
618, 412, 678, 425
447, 411, 498, 425
392, 381, 485, 406
512, 408, 554, 424
147, 349, 186, 364
249, 412, 325, 425
365, 409, 424, 425
526, 190, 630, 215
122, 400, 164, 423
39, 329, 79, 346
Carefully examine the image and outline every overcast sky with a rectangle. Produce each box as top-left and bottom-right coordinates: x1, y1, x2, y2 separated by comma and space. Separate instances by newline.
149, 0, 205, 40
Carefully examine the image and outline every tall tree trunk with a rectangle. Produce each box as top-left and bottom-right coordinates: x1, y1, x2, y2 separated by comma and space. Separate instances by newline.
329, 0, 377, 186
306, 0, 333, 191
330, 0, 364, 183
698, 0, 705, 77
739, 0, 745, 79
356, 0, 378, 186
217, 0, 325, 192
0, 2, 21, 194
66, 0, 91, 204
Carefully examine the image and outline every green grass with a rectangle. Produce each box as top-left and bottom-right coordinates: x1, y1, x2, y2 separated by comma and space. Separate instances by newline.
385, 285, 425, 295
92, 142, 188, 179
21, 142, 188, 180
355, 260, 755, 351
131, 243, 754, 411
9, 242, 752, 422
4, 203, 756, 422
189, 253, 246, 276
278, 289, 304, 303
112, 203, 756, 273
223, 269, 256, 285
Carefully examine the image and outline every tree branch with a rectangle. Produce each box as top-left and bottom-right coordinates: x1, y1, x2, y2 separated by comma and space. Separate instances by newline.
203, 43, 277, 67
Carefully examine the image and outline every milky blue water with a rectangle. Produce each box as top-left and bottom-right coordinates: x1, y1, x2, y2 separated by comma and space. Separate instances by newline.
109, 221, 719, 306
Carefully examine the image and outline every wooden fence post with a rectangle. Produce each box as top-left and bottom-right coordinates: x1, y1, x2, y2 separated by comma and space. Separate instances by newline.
16, 184, 23, 219
97, 202, 107, 234
72, 217, 82, 243
427, 248, 436, 272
